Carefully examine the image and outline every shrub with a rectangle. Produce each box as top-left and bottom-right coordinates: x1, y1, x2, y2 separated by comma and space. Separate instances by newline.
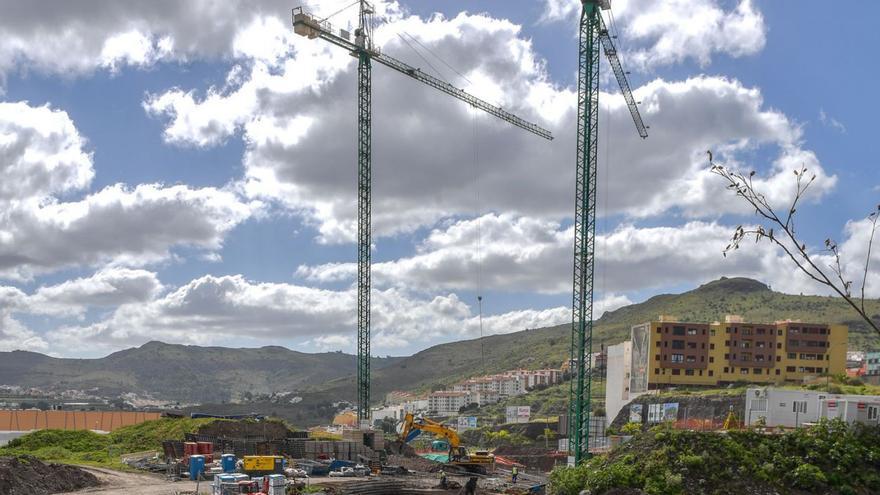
788, 463, 827, 489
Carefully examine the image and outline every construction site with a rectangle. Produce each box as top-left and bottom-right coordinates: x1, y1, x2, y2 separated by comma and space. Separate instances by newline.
1, 0, 879, 494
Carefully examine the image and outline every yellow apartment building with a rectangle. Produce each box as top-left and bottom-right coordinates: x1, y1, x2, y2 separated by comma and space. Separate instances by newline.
629, 316, 847, 390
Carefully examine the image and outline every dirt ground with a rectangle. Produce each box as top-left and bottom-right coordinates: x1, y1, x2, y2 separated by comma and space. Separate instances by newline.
59, 467, 205, 495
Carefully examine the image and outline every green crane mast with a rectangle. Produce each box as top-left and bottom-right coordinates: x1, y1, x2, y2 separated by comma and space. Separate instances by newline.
569, 0, 647, 465
292, 1, 553, 424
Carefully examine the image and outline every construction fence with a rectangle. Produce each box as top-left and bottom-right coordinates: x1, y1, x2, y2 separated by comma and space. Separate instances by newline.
0, 410, 161, 432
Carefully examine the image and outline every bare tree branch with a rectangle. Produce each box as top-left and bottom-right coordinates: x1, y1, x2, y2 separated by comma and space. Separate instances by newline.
708, 153, 880, 337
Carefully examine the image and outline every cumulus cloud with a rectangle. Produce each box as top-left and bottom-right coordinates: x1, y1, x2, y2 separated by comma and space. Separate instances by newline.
0, 100, 258, 280
28, 268, 163, 317
0, 102, 93, 203
145, 2, 821, 244
43, 274, 569, 355
296, 212, 879, 300
0, 286, 47, 351
542, 0, 765, 70
1, 183, 256, 280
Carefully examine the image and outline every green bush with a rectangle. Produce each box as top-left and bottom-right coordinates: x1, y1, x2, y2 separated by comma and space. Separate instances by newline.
549, 419, 880, 495
789, 463, 827, 490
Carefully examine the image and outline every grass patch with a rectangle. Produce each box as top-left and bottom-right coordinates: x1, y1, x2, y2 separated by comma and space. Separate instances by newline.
0, 418, 218, 470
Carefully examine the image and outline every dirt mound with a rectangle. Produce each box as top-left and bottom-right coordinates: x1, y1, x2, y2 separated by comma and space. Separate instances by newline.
0, 455, 100, 494
385, 454, 441, 473
196, 420, 290, 440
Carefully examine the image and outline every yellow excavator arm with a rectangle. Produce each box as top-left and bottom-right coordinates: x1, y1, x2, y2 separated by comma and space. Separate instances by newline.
399, 413, 461, 449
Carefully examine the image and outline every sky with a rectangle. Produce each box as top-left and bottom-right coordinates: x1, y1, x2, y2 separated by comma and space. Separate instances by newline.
0, 0, 878, 358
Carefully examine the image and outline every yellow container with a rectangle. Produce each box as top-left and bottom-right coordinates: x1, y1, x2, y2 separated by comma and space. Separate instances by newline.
242, 456, 283, 474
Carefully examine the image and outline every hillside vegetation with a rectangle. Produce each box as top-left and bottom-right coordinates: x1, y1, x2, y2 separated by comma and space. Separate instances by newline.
0, 418, 217, 469
550, 420, 880, 495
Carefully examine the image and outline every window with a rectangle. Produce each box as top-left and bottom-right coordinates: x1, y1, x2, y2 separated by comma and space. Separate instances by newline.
777, 329, 783, 336
790, 340, 799, 347
798, 367, 805, 373
724, 353, 730, 360
743, 328, 752, 336
671, 354, 684, 363
701, 343, 706, 349
655, 355, 660, 361
726, 327, 731, 334
786, 366, 796, 372
710, 343, 715, 350
740, 368, 749, 375
709, 370, 714, 377
672, 340, 685, 349
725, 340, 730, 347
788, 353, 796, 359
723, 367, 729, 373
741, 341, 751, 349
672, 369, 681, 375
756, 354, 765, 362
656, 328, 661, 334
673, 326, 686, 336
776, 356, 781, 362
752, 398, 768, 412
686, 355, 696, 363
663, 355, 667, 361
709, 357, 714, 363
656, 341, 661, 348
664, 341, 668, 348
654, 368, 660, 375
741, 353, 752, 362
775, 369, 780, 375
701, 356, 705, 362
777, 343, 782, 349
710, 329, 716, 336
733, 340, 738, 347
753, 368, 762, 375
699, 370, 703, 376
757, 328, 766, 335
687, 342, 697, 349
685, 369, 695, 376
756, 342, 766, 348
868, 406, 879, 421
687, 328, 697, 336
793, 401, 807, 414
702, 329, 707, 335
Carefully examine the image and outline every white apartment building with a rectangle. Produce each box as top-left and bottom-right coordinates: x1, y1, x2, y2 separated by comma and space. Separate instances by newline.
428, 391, 472, 416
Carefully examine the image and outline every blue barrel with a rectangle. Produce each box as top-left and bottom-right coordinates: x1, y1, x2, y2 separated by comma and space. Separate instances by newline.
189, 455, 205, 481
221, 454, 236, 473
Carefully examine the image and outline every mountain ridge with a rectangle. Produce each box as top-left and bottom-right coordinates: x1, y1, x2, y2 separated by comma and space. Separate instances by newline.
2, 276, 878, 425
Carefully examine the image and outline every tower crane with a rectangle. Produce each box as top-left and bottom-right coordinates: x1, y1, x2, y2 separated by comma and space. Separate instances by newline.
569, 0, 647, 465
292, 2, 553, 424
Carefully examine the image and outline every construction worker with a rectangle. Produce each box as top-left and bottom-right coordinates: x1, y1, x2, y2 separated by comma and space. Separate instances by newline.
512, 466, 519, 484
463, 476, 478, 495
439, 469, 448, 489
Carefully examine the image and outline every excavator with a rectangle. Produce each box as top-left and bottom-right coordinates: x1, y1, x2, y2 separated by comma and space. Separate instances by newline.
397, 413, 495, 474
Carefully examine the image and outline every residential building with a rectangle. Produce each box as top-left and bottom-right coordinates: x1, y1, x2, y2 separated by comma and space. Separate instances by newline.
745, 387, 880, 428
428, 391, 472, 416
629, 317, 847, 388
866, 352, 880, 376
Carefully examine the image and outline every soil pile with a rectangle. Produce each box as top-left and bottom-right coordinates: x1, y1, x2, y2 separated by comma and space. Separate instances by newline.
0, 455, 100, 494
196, 419, 290, 440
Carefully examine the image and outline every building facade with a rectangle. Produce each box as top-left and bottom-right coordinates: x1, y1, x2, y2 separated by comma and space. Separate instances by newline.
630, 317, 847, 388
428, 391, 472, 416
745, 387, 880, 428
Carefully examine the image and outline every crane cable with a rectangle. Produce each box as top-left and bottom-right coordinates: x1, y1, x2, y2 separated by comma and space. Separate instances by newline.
473, 106, 485, 369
